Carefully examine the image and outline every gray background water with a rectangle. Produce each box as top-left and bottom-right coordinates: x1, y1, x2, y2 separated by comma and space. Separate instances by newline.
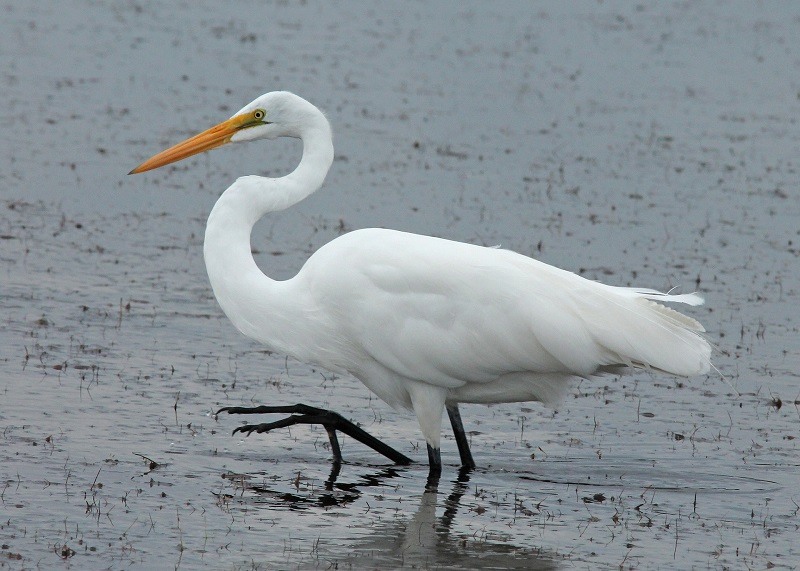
2, 2, 798, 569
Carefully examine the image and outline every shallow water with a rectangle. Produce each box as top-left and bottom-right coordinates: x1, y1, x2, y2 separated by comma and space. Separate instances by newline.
2, 2, 799, 569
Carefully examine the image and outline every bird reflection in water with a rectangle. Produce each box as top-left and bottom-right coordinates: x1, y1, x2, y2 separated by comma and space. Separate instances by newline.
216, 465, 557, 569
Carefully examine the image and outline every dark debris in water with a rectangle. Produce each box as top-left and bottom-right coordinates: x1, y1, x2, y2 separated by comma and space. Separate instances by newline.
3, 3, 800, 569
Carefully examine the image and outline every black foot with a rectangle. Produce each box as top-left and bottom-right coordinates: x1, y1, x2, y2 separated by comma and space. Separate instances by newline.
216, 403, 412, 466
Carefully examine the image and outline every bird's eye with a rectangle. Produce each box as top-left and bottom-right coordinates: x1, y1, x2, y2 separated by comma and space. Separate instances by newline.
253, 109, 266, 121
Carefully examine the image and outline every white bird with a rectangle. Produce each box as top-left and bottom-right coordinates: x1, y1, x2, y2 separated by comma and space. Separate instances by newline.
130, 91, 712, 479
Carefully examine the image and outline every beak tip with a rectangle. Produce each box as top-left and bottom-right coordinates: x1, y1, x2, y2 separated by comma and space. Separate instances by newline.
128, 114, 240, 176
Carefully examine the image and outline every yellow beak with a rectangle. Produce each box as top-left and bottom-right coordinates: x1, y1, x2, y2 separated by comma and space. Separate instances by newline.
129, 113, 258, 174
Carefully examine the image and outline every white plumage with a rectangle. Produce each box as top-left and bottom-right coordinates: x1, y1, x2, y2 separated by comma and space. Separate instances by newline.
131, 91, 711, 476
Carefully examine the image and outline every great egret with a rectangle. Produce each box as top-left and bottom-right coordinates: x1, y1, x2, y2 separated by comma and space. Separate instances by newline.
130, 91, 712, 479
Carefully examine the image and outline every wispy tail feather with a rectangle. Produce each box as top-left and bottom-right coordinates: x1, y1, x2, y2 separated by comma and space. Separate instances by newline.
635, 288, 705, 307
585, 286, 712, 377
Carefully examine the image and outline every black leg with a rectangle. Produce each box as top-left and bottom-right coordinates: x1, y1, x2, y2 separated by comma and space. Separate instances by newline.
216, 403, 412, 466
446, 403, 476, 469
426, 443, 442, 490
324, 461, 342, 490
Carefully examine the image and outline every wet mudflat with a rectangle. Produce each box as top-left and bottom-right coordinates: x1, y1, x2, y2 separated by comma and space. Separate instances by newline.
2, 2, 799, 569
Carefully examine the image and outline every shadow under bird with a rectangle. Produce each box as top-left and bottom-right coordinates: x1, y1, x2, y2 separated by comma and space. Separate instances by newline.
130, 91, 712, 480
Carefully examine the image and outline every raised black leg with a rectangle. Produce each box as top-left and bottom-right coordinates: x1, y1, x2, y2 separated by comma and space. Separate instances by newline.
216, 403, 412, 465
446, 403, 476, 469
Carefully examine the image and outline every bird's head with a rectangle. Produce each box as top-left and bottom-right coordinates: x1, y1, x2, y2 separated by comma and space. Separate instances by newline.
129, 91, 321, 174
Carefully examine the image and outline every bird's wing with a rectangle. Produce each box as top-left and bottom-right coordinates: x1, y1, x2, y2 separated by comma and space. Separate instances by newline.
303, 228, 710, 390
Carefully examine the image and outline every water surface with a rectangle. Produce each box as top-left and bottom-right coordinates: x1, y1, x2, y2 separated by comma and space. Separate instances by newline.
2, 2, 798, 569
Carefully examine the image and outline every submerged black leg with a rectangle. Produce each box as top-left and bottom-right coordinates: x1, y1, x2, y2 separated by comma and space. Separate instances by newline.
324, 460, 342, 490
216, 403, 412, 466
426, 443, 442, 489
446, 403, 476, 469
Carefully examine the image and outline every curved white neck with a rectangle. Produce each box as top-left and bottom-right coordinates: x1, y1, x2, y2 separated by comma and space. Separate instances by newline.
202, 117, 333, 352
